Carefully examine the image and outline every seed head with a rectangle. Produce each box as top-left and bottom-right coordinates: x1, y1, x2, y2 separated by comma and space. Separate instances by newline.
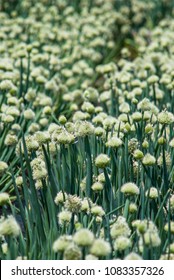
91, 181, 104, 192
53, 235, 73, 252
63, 244, 82, 260
142, 153, 156, 166
121, 182, 140, 196
90, 239, 111, 257
95, 154, 110, 168
65, 195, 82, 213
0, 161, 8, 176
58, 210, 72, 226
158, 111, 174, 125
0, 216, 21, 237
0, 193, 10, 206
114, 236, 131, 251
111, 216, 131, 239
73, 229, 94, 247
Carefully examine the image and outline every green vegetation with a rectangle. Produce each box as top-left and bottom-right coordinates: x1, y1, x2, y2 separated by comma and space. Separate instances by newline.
0, 0, 174, 260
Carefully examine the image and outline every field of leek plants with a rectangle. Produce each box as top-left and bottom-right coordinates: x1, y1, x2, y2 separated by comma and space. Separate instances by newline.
0, 0, 174, 260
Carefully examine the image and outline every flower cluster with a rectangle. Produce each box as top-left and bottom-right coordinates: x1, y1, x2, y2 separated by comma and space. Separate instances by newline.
0, 0, 174, 260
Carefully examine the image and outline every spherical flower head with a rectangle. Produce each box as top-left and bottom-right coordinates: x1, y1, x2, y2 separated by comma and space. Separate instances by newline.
106, 137, 122, 149
0, 216, 21, 236
53, 235, 73, 252
0, 79, 15, 91
5, 134, 18, 146
28, 123, 40, 134
143, 111, 152, 121
124, 122, 131, 133
83, 87, 99, 103
56, 131, 75, 145
95, 106, 103, 114
121, 182, 140, 196
75, 121, 94, 137
90, 239, 111, 257
135, 219, 158, 235
142, 140, 149, 149
65, 122, 75, 134
12, 124, 21, 132
43, 106, 52, 116
119, 102, 130, 113
23, 109, 35, 120
96, 62, 116, 74
92, 115, 104, 125
164, 222, 174, 234
158, 111, 174, 125
31, 158, 47, 181
63, 244, 82, 260
142, 229, 161, 247
91, 205, 105, 217
111, 216, 131, 239
137, 98, 151, 111
118, 113, 128, 123
132, 98, 138, 104
94, 127, 105, 137
132, 112, 142, 122
25, 88, 36, 102
6, 106, 20, 117
147, 75, 159, 84
146, 187, 158, 199
65, 195, 82, 213
54, 191, 68, 205
48, 123, 61, 135
81, 198, 93, 213
96, 216, 102, 223
133, 149, 144, 160
0, 161, 8, 176
85, 254, 98, 260
40, 117, 49, 127
158, 136, 166, 145
95, 154, 110, 169
142, 153, 156, 166
124, 252, 142, 260
129, 203, 138, 213
98, 172, 106, 183
145, 124, 153, 134
25, 135, 39, 152
2, 115, 14, 123
75, 222, 83, 231
103, 116, 117, 130
35, 131, 50, 145
132, 220, 147, 234
59, 115, 67, 125
0, 193, 10, 206
72, 111, 87, 122
114, 236, 131, 252
73, 228, 94, 247
91, 181, 103, 192
58, 210, 72, 226
81, 102, 95, 114
15, 176, 23, 187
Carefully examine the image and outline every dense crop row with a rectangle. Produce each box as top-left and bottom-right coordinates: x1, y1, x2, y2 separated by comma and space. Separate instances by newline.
0, 0, 174, 260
